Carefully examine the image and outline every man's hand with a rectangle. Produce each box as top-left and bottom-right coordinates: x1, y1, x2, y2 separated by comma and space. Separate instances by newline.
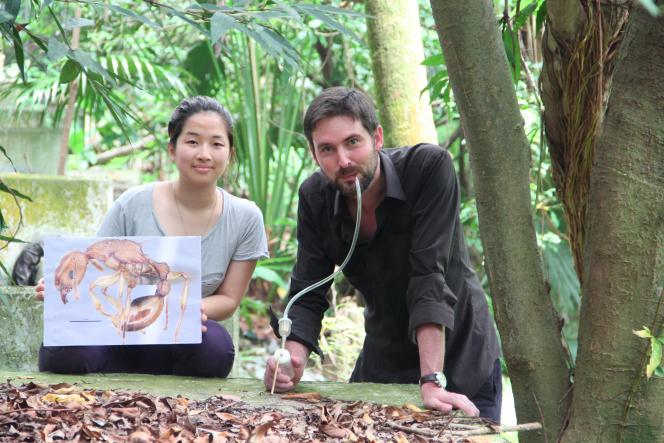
421, 383, 479, 417
263, 341, 310, 392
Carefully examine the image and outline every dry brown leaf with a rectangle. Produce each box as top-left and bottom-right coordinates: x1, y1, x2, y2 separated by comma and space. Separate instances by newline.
18, 376, 34, 379
280, 392, 322, 400
320, 423, 357, 441
102, 391, 117, 400
412, 435, 428, 443
173, 397, 189, 407
215, 412, 238, 421
250, 420, 277, 443
52, 385, 76, 395
362, 413, 375, 424
393, 433, 409, 443
239, 426, 251, 439
211, 435, 228, 443
402, 403, 423, 413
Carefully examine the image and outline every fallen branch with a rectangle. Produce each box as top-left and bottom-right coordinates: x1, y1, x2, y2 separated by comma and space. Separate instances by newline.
94, 135, 156, 165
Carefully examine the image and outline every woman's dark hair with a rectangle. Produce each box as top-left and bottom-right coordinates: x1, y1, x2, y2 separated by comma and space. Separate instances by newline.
168, 96, 235, 149
303, 87, 379, 148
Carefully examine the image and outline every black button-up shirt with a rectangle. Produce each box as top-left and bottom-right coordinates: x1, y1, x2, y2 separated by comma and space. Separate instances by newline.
272, 144, 501, 397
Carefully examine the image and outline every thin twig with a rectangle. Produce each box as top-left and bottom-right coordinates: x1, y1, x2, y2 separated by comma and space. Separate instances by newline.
436, 409, 459, 438
532, 389, 548, 443
217, 401, 241, 413
0, 407, 76, 415
384, 421, 437, 437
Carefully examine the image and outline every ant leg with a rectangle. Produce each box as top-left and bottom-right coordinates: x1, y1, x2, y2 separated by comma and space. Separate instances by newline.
89, 272, 122, 318
167, 271, 189, 344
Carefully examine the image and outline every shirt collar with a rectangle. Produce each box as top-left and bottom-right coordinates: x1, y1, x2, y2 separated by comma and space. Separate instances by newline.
333, 150, 406, 218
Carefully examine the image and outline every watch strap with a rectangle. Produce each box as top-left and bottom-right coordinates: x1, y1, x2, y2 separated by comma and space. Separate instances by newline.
419, 372, 446, 388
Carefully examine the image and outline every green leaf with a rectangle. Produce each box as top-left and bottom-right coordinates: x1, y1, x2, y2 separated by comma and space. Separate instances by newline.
63, 17, 95, 29
639, 0, 661, 16
503, 28, 521, 85
647, 338, 662, 379
514, 1, 539, 31
162, 5, 210, 37
421, 70, 447, 99
233, 0, 252, 6
2, 0, 20, 20
47, 37, 69, 62
0, 182, 32, 201
273, 0, 304, 26
99, 4, 161, 29
0, 145, 16, 172
10, 27, 26, 84
69, 49, 117, 86
59, 58, 81, 83
253, 266, 288, 289
42, 0, 54, 9
211, 11, 234, 44
0, 260, 16, 285
0, 11, 13, 23
421, 53, 445, 66
535, 0, 547, 36
299, 4, 373, 18
429, 78, 448, 104
295, 5, 364, 45
0, 234, 28, 243
633, 327, 652, 338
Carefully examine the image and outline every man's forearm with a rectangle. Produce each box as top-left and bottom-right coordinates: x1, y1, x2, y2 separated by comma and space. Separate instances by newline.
286, 339, 313, 364
417, 323, 445, 375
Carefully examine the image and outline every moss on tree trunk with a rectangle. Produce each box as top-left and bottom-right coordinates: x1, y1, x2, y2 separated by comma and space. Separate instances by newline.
429, 0, 571, 441
562, 5, 664, 442
365, 0, 438, 148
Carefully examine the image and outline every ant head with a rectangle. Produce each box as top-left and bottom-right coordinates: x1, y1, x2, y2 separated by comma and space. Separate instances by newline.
54, 251, 88, 304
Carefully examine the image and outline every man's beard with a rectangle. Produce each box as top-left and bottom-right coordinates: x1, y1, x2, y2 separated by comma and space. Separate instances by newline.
330, 149, 379, 197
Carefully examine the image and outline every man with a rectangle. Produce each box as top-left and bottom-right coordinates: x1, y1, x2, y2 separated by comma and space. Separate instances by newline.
263, 87, 502, 421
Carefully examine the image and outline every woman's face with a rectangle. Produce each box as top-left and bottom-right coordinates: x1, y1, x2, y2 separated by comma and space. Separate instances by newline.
168, 112, 232, 187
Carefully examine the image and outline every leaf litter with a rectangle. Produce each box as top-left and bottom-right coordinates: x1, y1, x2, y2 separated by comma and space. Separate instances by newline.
0, 379, 539, 442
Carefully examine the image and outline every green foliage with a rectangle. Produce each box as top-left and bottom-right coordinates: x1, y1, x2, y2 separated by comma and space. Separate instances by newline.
632, 327, 664, 379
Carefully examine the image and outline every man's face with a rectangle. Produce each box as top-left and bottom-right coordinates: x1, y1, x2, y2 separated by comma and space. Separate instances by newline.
309, 115, 383, 197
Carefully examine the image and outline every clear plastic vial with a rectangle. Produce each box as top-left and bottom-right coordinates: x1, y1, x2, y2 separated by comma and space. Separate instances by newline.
274, 349, 295, 379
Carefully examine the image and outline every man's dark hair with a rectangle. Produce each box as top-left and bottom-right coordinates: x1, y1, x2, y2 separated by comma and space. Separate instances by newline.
303, 87, 379, 148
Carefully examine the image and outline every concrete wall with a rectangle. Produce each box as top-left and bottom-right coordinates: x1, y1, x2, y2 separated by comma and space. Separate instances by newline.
0, 286, 240, 378
0, 128, 63, 175
0, 174, 113, 278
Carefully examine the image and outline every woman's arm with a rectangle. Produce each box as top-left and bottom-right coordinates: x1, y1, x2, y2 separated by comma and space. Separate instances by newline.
202, 259, 258, 321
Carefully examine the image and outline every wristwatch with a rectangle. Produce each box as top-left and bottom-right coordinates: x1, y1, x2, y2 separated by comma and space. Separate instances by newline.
419, 372, 447, 389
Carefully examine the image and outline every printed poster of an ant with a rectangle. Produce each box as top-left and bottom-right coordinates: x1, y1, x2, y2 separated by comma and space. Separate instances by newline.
44, 237, 201, 346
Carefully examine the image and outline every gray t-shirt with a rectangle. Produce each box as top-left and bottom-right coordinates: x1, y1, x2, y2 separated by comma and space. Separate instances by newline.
97, 183, 269, 297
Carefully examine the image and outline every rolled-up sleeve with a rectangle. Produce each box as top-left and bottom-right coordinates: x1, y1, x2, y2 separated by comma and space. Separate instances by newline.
270, 188, 334, 359
406, 150, 460, 342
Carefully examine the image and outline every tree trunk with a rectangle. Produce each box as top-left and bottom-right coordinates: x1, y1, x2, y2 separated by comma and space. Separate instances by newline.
540, 0, 628, 283
365, 0, 438, 148
429, 1, 571, 442
57, 6, 82, 176
562, 5, 664, 442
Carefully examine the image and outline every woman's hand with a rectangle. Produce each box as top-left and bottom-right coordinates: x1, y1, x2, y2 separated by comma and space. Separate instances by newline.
34, 278, 45, 302
201, 304, 208, 333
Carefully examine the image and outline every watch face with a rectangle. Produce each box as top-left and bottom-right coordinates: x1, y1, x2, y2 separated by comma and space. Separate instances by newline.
436, 372, 447, 388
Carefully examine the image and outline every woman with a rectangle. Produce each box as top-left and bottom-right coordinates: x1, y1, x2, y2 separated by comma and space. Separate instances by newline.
35, 96, 269, 378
